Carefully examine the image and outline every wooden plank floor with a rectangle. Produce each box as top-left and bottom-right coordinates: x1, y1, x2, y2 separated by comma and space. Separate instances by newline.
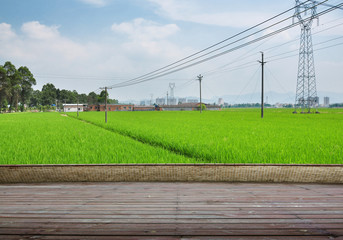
0, 182, 342, 240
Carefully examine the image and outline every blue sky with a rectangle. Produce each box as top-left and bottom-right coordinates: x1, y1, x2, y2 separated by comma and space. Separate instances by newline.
0, 0, 342, 103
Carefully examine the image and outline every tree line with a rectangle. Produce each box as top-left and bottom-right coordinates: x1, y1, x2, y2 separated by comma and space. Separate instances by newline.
0, 61, 117, 113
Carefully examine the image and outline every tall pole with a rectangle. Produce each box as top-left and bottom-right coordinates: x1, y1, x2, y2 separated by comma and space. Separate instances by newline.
197, 74, 203, 113
100, 86, 112, 123
166, 91, 169, 105
258, 52, 266, 119
105, 87, 108, 123
77, 97, 79, 117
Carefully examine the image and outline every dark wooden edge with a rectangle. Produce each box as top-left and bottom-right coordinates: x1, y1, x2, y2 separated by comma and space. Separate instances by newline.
1, 164, 342, 167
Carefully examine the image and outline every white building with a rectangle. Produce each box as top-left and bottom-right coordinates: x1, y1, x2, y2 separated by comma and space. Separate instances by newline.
156, 98, 166, 105
63, 104, 86, 112
178, 98, 187, 104
324, 97, 330, 107
168, 97, 177, 105
187, 99, 198, 103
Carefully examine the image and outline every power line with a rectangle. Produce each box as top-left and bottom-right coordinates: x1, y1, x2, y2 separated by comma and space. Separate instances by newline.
108, 1, 341, 89
267, 40, 343, 62
266, 35, 343, 60
201, 17, 343, 78
106, 1, 312, 89
107, 1, 321, 88
207, 37, 343, 76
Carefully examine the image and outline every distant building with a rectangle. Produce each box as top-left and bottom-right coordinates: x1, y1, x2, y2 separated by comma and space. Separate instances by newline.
178, 98, 187, 104
156, 98, 166, 105
162, 103, 221, 111
63, 104, 87, 112
324, 97, 330, 107
187, 99, 198, 103
140, 100, 146, 106
168, 97, 177, 105
218, 98, 224, 106
133, 106, 156, 111
315, 96, 320, 107
87, 104, 133, 112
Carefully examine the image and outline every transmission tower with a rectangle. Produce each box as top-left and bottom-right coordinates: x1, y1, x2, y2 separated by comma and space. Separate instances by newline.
169, 83, 175, 98
293, 0, 319, 113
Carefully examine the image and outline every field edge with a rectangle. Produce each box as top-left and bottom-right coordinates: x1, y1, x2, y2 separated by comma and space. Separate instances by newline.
1, 164, 342, 183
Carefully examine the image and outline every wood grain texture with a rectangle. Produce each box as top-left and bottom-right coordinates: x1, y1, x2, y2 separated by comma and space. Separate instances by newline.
0, 182, 342, 239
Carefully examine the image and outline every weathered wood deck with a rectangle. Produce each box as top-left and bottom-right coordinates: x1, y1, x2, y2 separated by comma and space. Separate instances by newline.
0, 182, 342, 239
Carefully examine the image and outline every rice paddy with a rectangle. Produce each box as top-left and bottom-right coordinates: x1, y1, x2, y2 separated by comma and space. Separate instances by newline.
0, 112, 191, 164
68, 108, 343, 164
0, 109, 342, 164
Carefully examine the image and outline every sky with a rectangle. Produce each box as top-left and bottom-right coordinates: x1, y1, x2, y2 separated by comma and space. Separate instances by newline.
0, 0, 342, 104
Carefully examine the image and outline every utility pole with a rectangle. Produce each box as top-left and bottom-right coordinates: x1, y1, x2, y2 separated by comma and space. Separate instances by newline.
100, 86, 112, 123
258, 52, 266, 119
77, 96, 79, 118
197, 74, 203, 113
105, 87, 108, 123
166, 91, 169, 105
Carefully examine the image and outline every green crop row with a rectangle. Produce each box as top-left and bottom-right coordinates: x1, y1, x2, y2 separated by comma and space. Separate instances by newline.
68, 109, 343, 164
0, 112, 192, 164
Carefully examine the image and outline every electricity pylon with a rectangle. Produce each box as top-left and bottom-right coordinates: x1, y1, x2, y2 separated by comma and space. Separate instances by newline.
293, 0, 319, 113
169, 83, 175, 98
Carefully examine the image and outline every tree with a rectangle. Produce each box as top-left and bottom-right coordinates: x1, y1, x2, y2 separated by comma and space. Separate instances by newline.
197, 103, 206, 111
4, 62, 22, 112
107, 98, 118, 104
0, 66, 9, 113
41, 83, 57, 106
18, 66, 36, 111
29, 90, 42, 107
79, 93, 88, 104
71, 90, 78, 103
98, 90, 108, 104
87, 92, 98, 104
58, 89, 79, 104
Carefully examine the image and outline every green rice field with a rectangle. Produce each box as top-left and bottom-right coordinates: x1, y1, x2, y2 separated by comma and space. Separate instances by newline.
0, 112, 191, 164
1, 109, 342, 164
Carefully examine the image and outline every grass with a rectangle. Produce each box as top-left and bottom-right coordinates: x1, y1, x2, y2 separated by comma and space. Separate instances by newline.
67, 108, 343, 164
1, 109, 342, 164
0, 112, 192, 164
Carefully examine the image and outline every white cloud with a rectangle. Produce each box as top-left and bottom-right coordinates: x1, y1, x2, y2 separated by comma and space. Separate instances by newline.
1, 21, 91, 78
111, 18, 179, 41
0, 23, 16, 40
0, 20, 190, 97
21, 21, 60, 40
148, 0, 270, 28
111, 18, 185, 60
78, 0, 107, 7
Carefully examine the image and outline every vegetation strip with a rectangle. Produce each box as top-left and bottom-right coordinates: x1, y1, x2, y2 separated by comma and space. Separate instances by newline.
0, 112, 193, 164
68, 114, 202, 162
67, 109, 343, 164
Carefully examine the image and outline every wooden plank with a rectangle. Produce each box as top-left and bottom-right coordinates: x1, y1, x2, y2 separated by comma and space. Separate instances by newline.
0, 236, 336, 240
1, 210, 343, 215
2, 217, 343, 224
0, 182, 342, 238
0, 228, 342, 236
1, 222, 343, 229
